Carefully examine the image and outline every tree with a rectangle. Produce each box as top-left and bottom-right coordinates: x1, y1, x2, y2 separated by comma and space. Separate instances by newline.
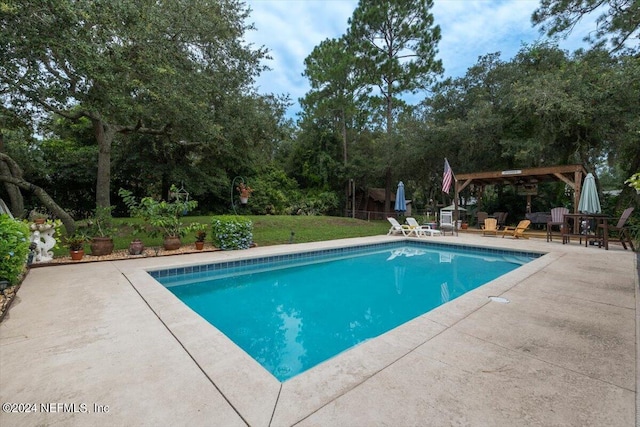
301, 36, 369, 213
348, 0, 443, 213
0, 153, 76, 234
532, 0, 640, 54
302, 37, 366, 168
0, 0, 267, 209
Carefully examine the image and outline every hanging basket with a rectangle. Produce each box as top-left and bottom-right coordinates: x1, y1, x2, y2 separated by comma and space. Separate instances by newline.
239, 196, 249, 205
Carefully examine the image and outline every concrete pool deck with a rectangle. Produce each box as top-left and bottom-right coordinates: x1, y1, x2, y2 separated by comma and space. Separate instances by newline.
0, 234, 637, 426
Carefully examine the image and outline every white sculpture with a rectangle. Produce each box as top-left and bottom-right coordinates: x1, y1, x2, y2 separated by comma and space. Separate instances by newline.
29, 222, 57, 263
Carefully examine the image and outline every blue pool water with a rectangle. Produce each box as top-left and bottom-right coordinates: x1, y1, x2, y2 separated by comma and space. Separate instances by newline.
153, 242, 539, 381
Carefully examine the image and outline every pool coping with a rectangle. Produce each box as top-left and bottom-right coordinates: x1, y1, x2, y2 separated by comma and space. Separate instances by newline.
119, 236, 560, 426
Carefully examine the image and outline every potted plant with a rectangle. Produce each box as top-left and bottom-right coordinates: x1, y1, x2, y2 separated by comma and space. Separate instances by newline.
119, 186, 198, 250
188, 223, 208, 250
87, 206, 115, 256
120, 219, 144, 255
236, 182, 253, 204
63, 232, 88, 260
28, 209, 48, 224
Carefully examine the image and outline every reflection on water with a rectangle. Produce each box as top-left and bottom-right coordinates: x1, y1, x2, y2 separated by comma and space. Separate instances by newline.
168, 246, 524, 381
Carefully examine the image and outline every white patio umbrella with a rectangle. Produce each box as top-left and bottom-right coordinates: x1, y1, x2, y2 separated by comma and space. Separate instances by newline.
578, 173, 601, 214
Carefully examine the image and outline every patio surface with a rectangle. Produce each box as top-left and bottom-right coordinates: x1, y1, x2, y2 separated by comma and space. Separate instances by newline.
0, 233, 637, 426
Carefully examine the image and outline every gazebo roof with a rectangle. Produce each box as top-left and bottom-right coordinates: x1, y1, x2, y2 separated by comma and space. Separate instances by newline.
455, 164, 588, 189
453, 164, 589, 216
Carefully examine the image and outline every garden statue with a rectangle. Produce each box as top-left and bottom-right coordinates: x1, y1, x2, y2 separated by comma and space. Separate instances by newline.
29, 221, 57, 263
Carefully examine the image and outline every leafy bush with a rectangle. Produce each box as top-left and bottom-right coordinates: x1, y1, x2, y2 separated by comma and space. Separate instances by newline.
625, 172, 640, 191
0, 215, 31, 285
211, 216, 253, 250
243, 167, 300, 215
288, 191, 340, 216
119, 186, 198, 238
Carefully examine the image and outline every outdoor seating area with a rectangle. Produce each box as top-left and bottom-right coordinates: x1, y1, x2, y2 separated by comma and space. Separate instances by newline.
385, 207, 636, 251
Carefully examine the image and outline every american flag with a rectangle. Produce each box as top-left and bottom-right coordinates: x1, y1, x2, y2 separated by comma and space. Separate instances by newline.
442, 158, 453, 193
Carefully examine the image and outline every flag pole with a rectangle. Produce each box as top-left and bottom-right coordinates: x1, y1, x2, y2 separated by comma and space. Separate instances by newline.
445, 158, 459, 235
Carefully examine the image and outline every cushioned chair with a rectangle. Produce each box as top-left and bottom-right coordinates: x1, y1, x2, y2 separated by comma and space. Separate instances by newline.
482, 218, 498, 236
476, 211, 488, 229
406, 217, 442, 237
546, 207, 569, 242
387, 217, 414, 236
501, 220, 531, 239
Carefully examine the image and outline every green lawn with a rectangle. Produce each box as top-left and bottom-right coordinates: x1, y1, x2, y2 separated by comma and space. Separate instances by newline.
54, 215, 390, 257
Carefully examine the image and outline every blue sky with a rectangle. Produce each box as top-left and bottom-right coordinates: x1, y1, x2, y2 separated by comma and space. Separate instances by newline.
244, 0, 596, 117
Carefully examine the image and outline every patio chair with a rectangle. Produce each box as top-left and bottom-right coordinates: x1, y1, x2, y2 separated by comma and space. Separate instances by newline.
501, 219, 531, 239
546, 207, 568, 242
439, 211, 456, 235
387, 217, 414, 237
406, 217, 442, 237
476, 211, 488, 229
597, 207, 635, 251
481, 218, 498, 236
493, 212, 508, 228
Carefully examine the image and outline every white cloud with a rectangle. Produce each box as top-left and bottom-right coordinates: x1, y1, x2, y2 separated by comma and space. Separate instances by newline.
245, 0, 595, 117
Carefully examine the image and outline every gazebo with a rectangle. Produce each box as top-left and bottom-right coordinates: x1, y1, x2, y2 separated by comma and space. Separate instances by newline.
452, 164, 588, 223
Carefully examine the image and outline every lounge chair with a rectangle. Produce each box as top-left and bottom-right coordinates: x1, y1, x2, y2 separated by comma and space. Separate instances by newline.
596, 207, 635, 250
501, 219, 531, 239
546, 207, 568, 242
481, 218, 498, 236
406, 217, 442, 237
439, 211, 456, 235
387, 217, 414, 237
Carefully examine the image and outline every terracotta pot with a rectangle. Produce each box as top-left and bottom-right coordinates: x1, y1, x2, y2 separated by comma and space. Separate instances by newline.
195, 241, 205, 250
34, 218, 46, 224
90, 237, 114, 256
163, 235, 181, 250
70, 249, 84, 261
129, 239, 145, 255
461, 223, 469, 230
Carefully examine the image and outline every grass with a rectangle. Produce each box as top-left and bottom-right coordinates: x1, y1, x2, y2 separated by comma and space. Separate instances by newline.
54, 215, 390, 257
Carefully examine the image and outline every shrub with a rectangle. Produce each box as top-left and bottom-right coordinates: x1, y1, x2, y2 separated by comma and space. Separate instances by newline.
288, 191, 340, 215
119, 186, 198, 238
211, 216, 253, 250
0, 215, 31, 285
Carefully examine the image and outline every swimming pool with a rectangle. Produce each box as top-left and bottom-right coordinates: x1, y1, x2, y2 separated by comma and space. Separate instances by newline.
150, 241, 540, 381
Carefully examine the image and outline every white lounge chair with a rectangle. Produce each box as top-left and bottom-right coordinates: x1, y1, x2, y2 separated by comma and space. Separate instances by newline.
406, 217, 442, 237
387, 217, 414, 236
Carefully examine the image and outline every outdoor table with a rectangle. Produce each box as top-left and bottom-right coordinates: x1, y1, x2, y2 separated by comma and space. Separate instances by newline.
562, 213, 609, 250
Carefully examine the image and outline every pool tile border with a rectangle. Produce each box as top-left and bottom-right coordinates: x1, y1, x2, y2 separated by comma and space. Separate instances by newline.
147, 240, 545, 281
